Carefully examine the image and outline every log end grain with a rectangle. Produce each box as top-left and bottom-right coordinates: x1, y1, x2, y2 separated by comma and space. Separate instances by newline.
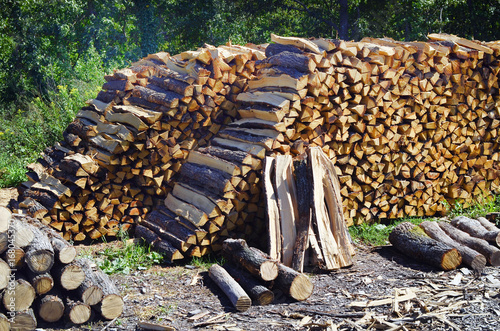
101, 294, 124, 320
39, 295, 65, 322
68, 303, 92, 324
59, 246, 77, 264
82, 286, 104, 306
289, 273, 314, 301
11, 309, 37, 331
260, 261, 279, 281
440, 248, 462, 271
61, 264, 86, 290
256, 290, 274, 306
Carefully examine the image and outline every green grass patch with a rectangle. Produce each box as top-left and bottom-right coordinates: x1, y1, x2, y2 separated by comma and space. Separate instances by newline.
96, 232, 164, 275
190, 254, 226, 270
446, 195, 500, 220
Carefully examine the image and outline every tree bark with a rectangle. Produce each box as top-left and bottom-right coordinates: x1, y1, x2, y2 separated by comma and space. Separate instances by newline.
389, 222, 462, 270
274, 263, 314, 301
451, 216, 500, 247
223, 263, 274, 305
24, 226, 55, 274
209, 264, 251, 312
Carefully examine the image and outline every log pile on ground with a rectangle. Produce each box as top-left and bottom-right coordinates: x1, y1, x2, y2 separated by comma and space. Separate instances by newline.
208, 238, 313, 311
390, 216, 500, 271
9, 33, 500, 260
0, 207, 123, 329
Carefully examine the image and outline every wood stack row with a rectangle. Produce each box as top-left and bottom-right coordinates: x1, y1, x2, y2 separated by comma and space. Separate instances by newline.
0, 207, 123, 330
15, 44, 265, 242
390, 215, 500, 272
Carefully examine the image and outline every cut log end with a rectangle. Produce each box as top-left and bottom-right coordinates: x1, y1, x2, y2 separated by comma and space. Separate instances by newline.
39, 295, 65, 322
235, 297, 252, 312
290, 273, 314, 301
441, 248, 462, 271
68, 304, 92, 324
491, 251, 500, 267
61, 264, 86, 290
471, 254, 487, 272
82, 286, 104, 306
260, 261, 279, 281
101, 294, 124, 320
59, 246, 77, 264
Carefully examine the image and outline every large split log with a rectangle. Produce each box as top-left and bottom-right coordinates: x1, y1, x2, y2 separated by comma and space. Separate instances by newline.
209, 264, 251, 312
221, 239, 278, 281
223, 263, 274, 305
389, 222, 462, 270
419, 221, 486, 272
451, 216, 500, 247
439, 222, 500, 266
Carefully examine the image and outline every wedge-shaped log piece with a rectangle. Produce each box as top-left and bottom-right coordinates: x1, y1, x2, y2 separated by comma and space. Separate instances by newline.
238, 104, 289, 122
89, 135, 127, 154
439, 222, 500, 266
138, 217, 191, 252
420, 221, 486, 272
427, 33, 493, 54
451, 216, 500, 247
150, 207, 198, 245
165, 193, 209, 227
113, 104, 162, 124
212, 137, 266, 159
263, 157, 281, 261
62, 153, 99, 176
222, 239, 279, 282
132, 84, 181, 108
187, 151, 241, 176
105, 109, 148, 131
389, 222, 462, 270
209, 264, 251, 312
218, 129, 277, 151
172, 183, 221, 218
96, 121, 135, 143
271, 33, 322, 54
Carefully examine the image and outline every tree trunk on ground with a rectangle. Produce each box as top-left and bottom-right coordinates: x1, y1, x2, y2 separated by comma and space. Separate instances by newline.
274, 262, 314, 301
223, 263, 274, 305
389, 222, 462, 270
451, 216, 500, 247
209, 264, 251, 312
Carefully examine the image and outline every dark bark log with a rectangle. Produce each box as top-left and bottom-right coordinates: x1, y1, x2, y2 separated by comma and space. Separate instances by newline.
291, 156, 312, 273
222, 239, 278, 281
209, 264, 251, 312
102, 79, 134, 91
139, 216, 191, 252
223, 263, 274, 305
451, 216, 500, 246
38, 293, 65, 322
64, 118, 92, 142
25, 226, 54, 274
132, 85, 181, 108
198, 146, 252, 166
2, 276, 36, 312
96, 90, 119, 103
135, 225, 184, 262
178, 163, 233, 198
65, 298, 91, 325
274, 262, 314, 301
11, 309, 37, 330
146, 208, 197, 245
439, 222, 500, 266
420, 221, 486, 272
256, 51, 316, 73
126, 96, 162, 111
389, 222, 462, 270
149, 76, 194, 96
23, 189, 59, 210
265, 43, 304, 57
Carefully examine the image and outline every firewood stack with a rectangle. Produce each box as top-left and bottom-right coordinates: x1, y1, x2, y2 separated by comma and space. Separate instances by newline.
390, 216, 500, 272
0, 207, 123, 329
15, 44, 265, 244
11, 33, 500, 260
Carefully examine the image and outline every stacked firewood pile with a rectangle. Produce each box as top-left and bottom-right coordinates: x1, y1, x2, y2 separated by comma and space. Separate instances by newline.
0, 207, 123, 329
390, 215, 500, 272
10, 33, 500, 261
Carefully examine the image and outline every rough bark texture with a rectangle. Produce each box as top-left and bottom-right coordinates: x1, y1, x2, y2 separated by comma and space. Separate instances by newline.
389, 222, 462, 270
274, 263, 314, 301
223, 263, 274, 305
419, 221, 486, 272
25, 226, 55, 274
222, 239, 279, 281
209, 264, 251, 312
451, 216, 500, 246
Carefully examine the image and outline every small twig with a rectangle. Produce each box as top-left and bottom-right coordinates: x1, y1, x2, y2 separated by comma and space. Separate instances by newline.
101, 317, 118, 331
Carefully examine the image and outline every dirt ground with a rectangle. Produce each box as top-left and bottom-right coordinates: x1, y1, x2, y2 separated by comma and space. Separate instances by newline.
40, 241, 500, 331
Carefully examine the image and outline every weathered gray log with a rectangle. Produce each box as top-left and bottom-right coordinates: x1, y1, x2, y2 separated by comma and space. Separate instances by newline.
476, 217, 500, 232
24, 226, 54, 274
209, 264, 251, 312
223, 264, 274, 305
222, 239, 279, 281
76, 258, 104, 306
38, 293, 65, 322
451, 216, 500, 247
178, 163, 233, 198
257, 51, 316, 73
389, 222, 462, 270
139, 216, 191, 252
198, 146, 252, 166
439, 222, 500, 266
265, 43, 304, 57
419, 221, 486, 272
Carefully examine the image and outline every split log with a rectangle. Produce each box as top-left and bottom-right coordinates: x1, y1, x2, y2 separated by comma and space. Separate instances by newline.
439, 222, 500, 266
389, 222, 462, 270
274, 263, 314, 301
24, 226, 55, 274
263, 157, 281, 261
451, 216, 500, 247
223, 263, 274, 305
38, 293, 65, 322
419, 221, 486, 272
221, 239, 278, 281
65, 298, 91, 325
209, 264, 251, 312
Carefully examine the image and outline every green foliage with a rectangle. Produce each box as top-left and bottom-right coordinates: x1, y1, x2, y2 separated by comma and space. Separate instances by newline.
349, 217, 429, 246
190, 255, 225, 270
447, 195, 500, 220
96, 232, 164, 275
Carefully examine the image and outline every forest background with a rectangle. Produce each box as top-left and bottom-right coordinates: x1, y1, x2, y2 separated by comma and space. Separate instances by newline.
0, 0, 499, 188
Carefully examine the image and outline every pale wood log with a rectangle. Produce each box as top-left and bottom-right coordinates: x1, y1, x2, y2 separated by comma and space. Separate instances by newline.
26, 270, 53, 295
3, 246, 25, 269
54, 261, 86, 290
0, 259, 10, 290
476, 217, 500, 232
439, 222, 500, 266
65, 298, 91, 325
93, 268, 124, 320
451, 216, 500, 246
24, 226, 54, 274
0, 313, 9, 331
164, 194, 209, 227
389, 222, 462, 270
209, 264, 251, 312
222, 239, 278, 281
2, 276, 36, 312
0, 206, 11, 233
38, 293, 65, 322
